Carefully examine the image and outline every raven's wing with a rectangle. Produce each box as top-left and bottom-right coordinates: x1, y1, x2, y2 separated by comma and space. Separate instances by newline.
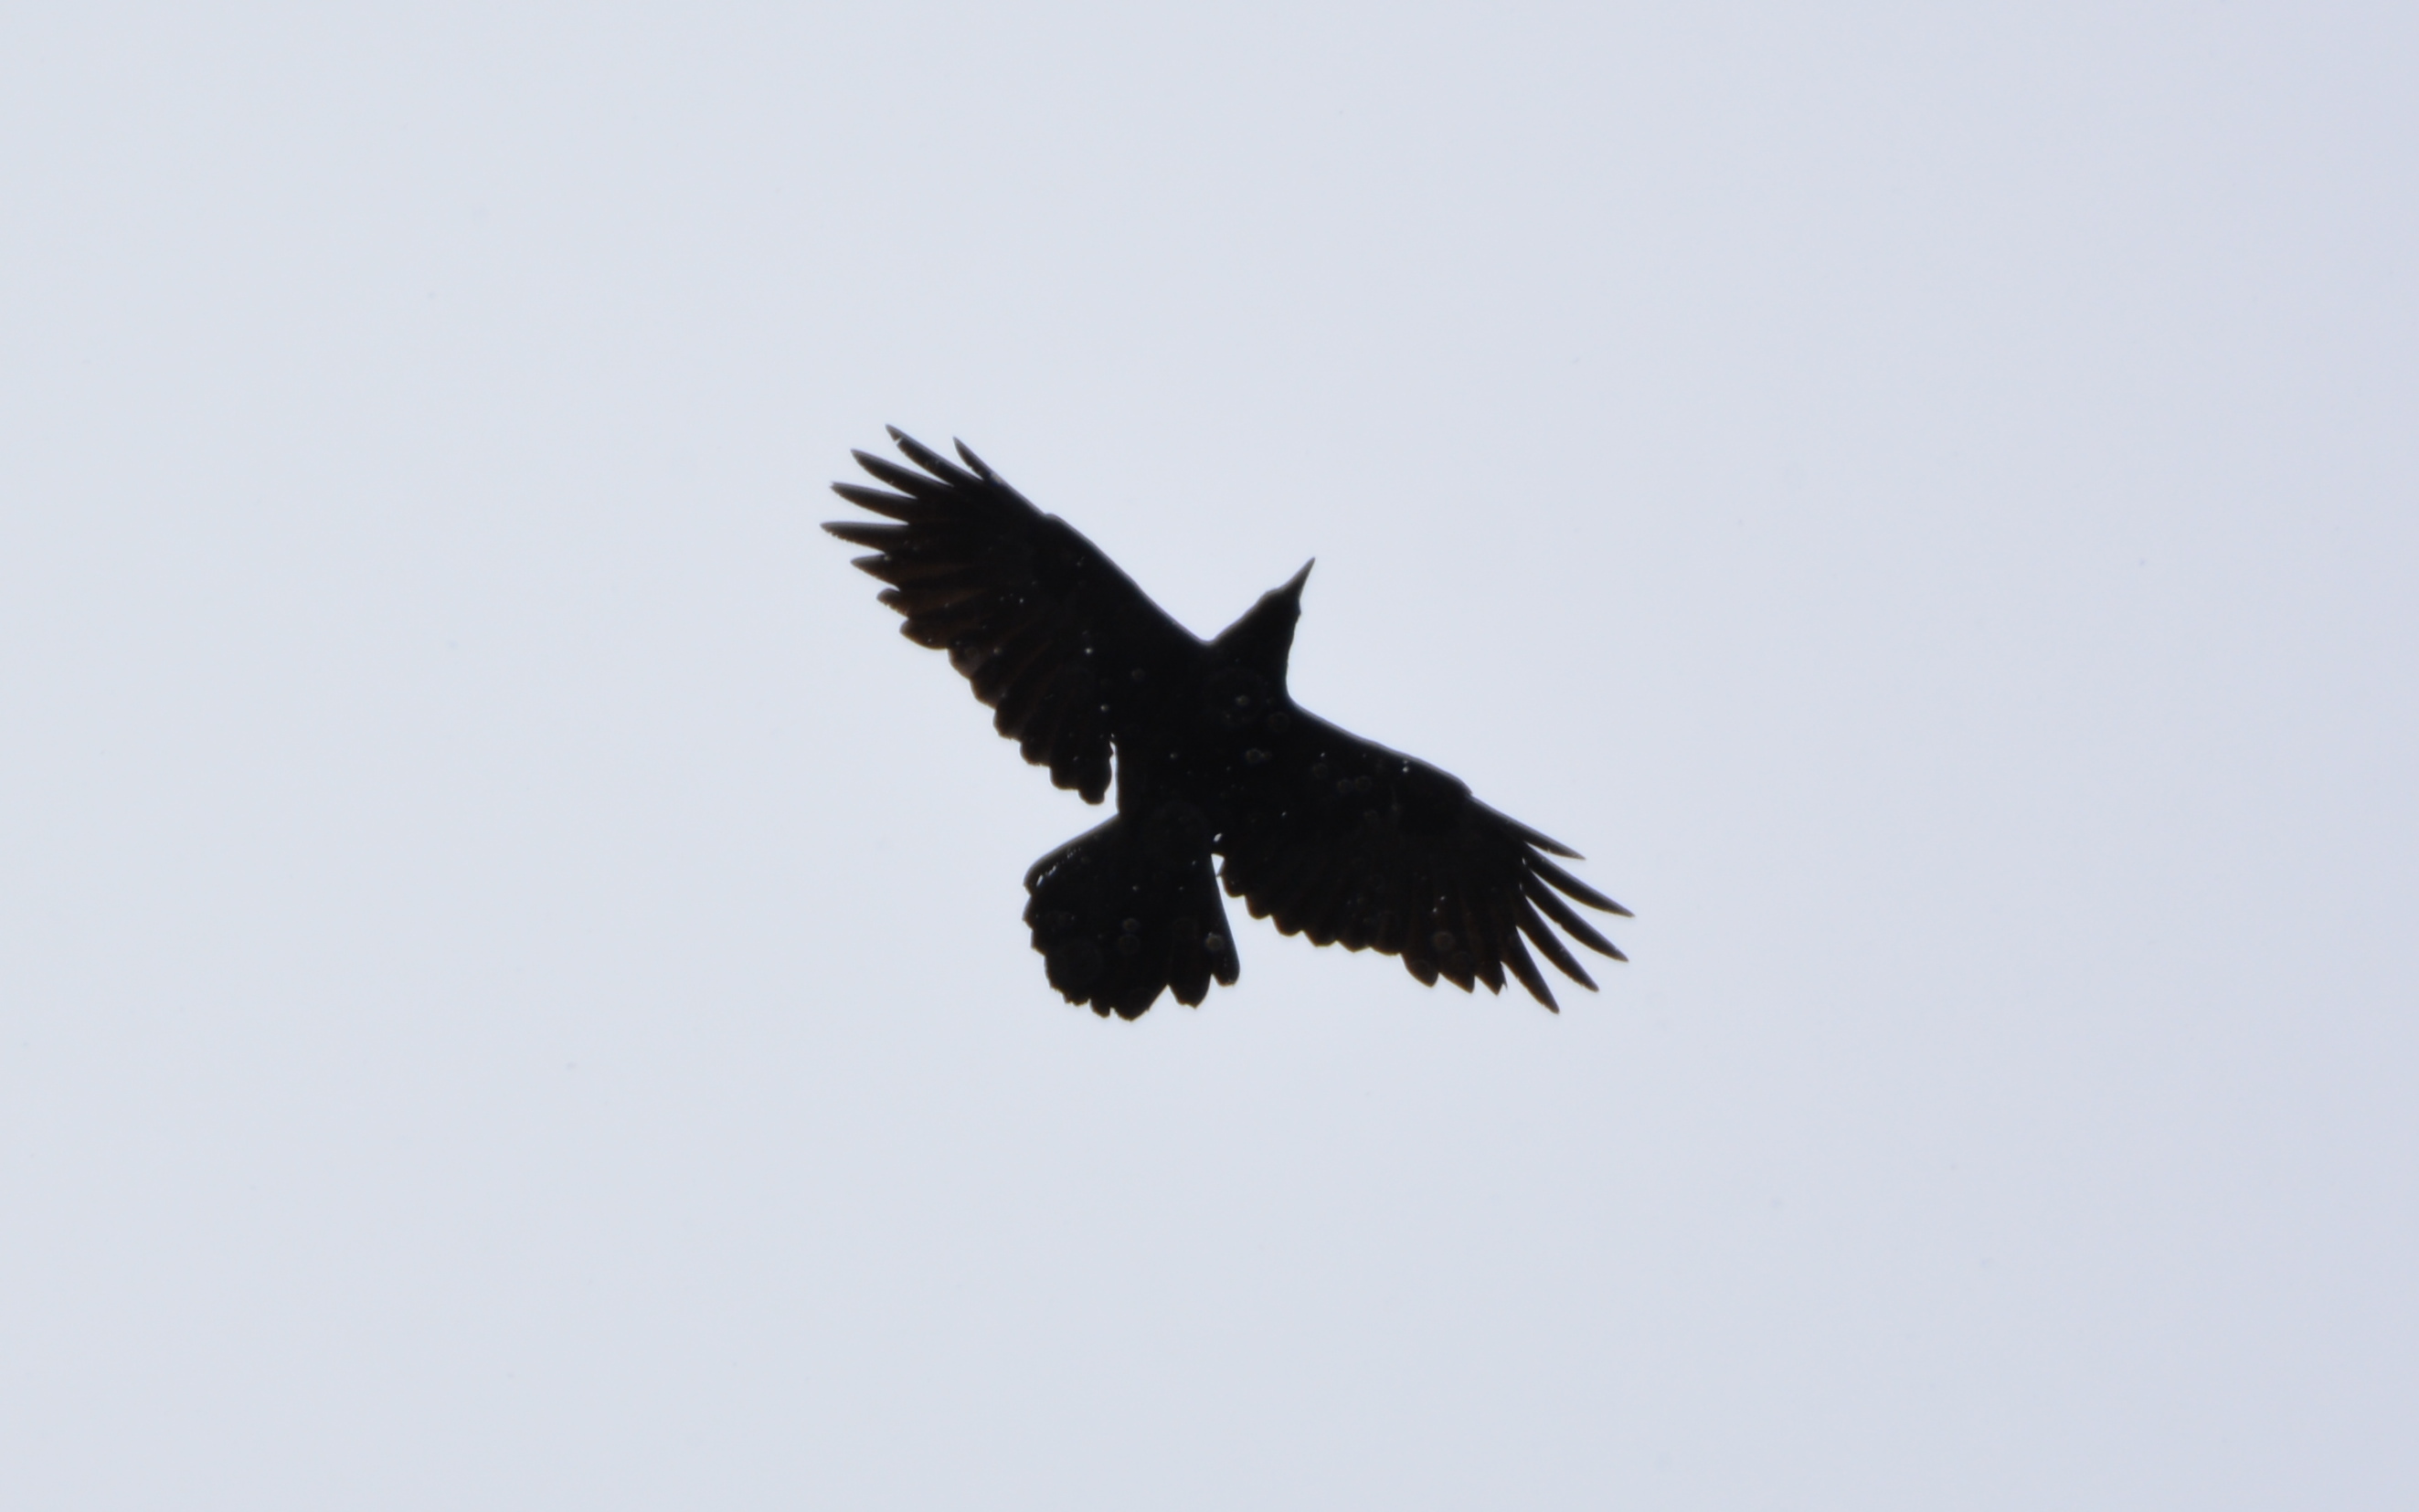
825, 428, 1200, 803
1216, 712, 1629, 1010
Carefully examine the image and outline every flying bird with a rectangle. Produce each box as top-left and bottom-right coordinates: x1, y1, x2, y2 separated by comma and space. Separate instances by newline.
826, 428, 1629, 1019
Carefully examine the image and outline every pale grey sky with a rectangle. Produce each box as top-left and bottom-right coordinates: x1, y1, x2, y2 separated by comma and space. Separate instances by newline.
4, 4, 2414, 1507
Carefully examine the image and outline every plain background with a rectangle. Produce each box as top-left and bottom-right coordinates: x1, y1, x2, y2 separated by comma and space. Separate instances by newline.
4, 3, 2414, 1507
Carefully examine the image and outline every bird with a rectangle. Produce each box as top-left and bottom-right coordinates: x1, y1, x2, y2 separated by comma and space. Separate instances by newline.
825, 428, 1629, 1019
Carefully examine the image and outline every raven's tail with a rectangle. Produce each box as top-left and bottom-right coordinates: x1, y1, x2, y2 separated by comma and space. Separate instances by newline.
1023, 802, 1239, 1019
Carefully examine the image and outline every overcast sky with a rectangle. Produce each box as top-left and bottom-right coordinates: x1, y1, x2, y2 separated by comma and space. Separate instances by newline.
4, 4, 2414, 1507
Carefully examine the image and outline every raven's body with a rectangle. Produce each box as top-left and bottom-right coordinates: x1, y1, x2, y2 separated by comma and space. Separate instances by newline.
827, 429, 1628, 1018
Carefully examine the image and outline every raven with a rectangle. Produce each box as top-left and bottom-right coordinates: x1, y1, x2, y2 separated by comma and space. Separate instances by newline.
826, 428, 1629, 1019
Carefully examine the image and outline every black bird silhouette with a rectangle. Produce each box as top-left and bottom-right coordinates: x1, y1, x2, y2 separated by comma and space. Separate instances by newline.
826, 428, 1629, 1018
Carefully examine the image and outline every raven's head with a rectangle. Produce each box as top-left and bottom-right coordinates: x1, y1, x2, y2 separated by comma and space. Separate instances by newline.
1210, 559, 1312, 682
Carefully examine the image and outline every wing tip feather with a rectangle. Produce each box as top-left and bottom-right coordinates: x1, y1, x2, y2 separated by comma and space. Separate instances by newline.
955, 438, 999, 480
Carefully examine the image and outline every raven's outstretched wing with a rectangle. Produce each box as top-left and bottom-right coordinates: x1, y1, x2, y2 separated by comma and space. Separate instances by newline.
825, 428, 1200, 803
1216, 712, 1629, 1010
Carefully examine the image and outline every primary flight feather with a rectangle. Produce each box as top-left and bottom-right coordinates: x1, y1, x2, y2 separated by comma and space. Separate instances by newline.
826, 428, 1629, 1019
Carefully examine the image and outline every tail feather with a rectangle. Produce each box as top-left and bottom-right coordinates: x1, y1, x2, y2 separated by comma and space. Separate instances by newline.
1024, 803, 1239, 1019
